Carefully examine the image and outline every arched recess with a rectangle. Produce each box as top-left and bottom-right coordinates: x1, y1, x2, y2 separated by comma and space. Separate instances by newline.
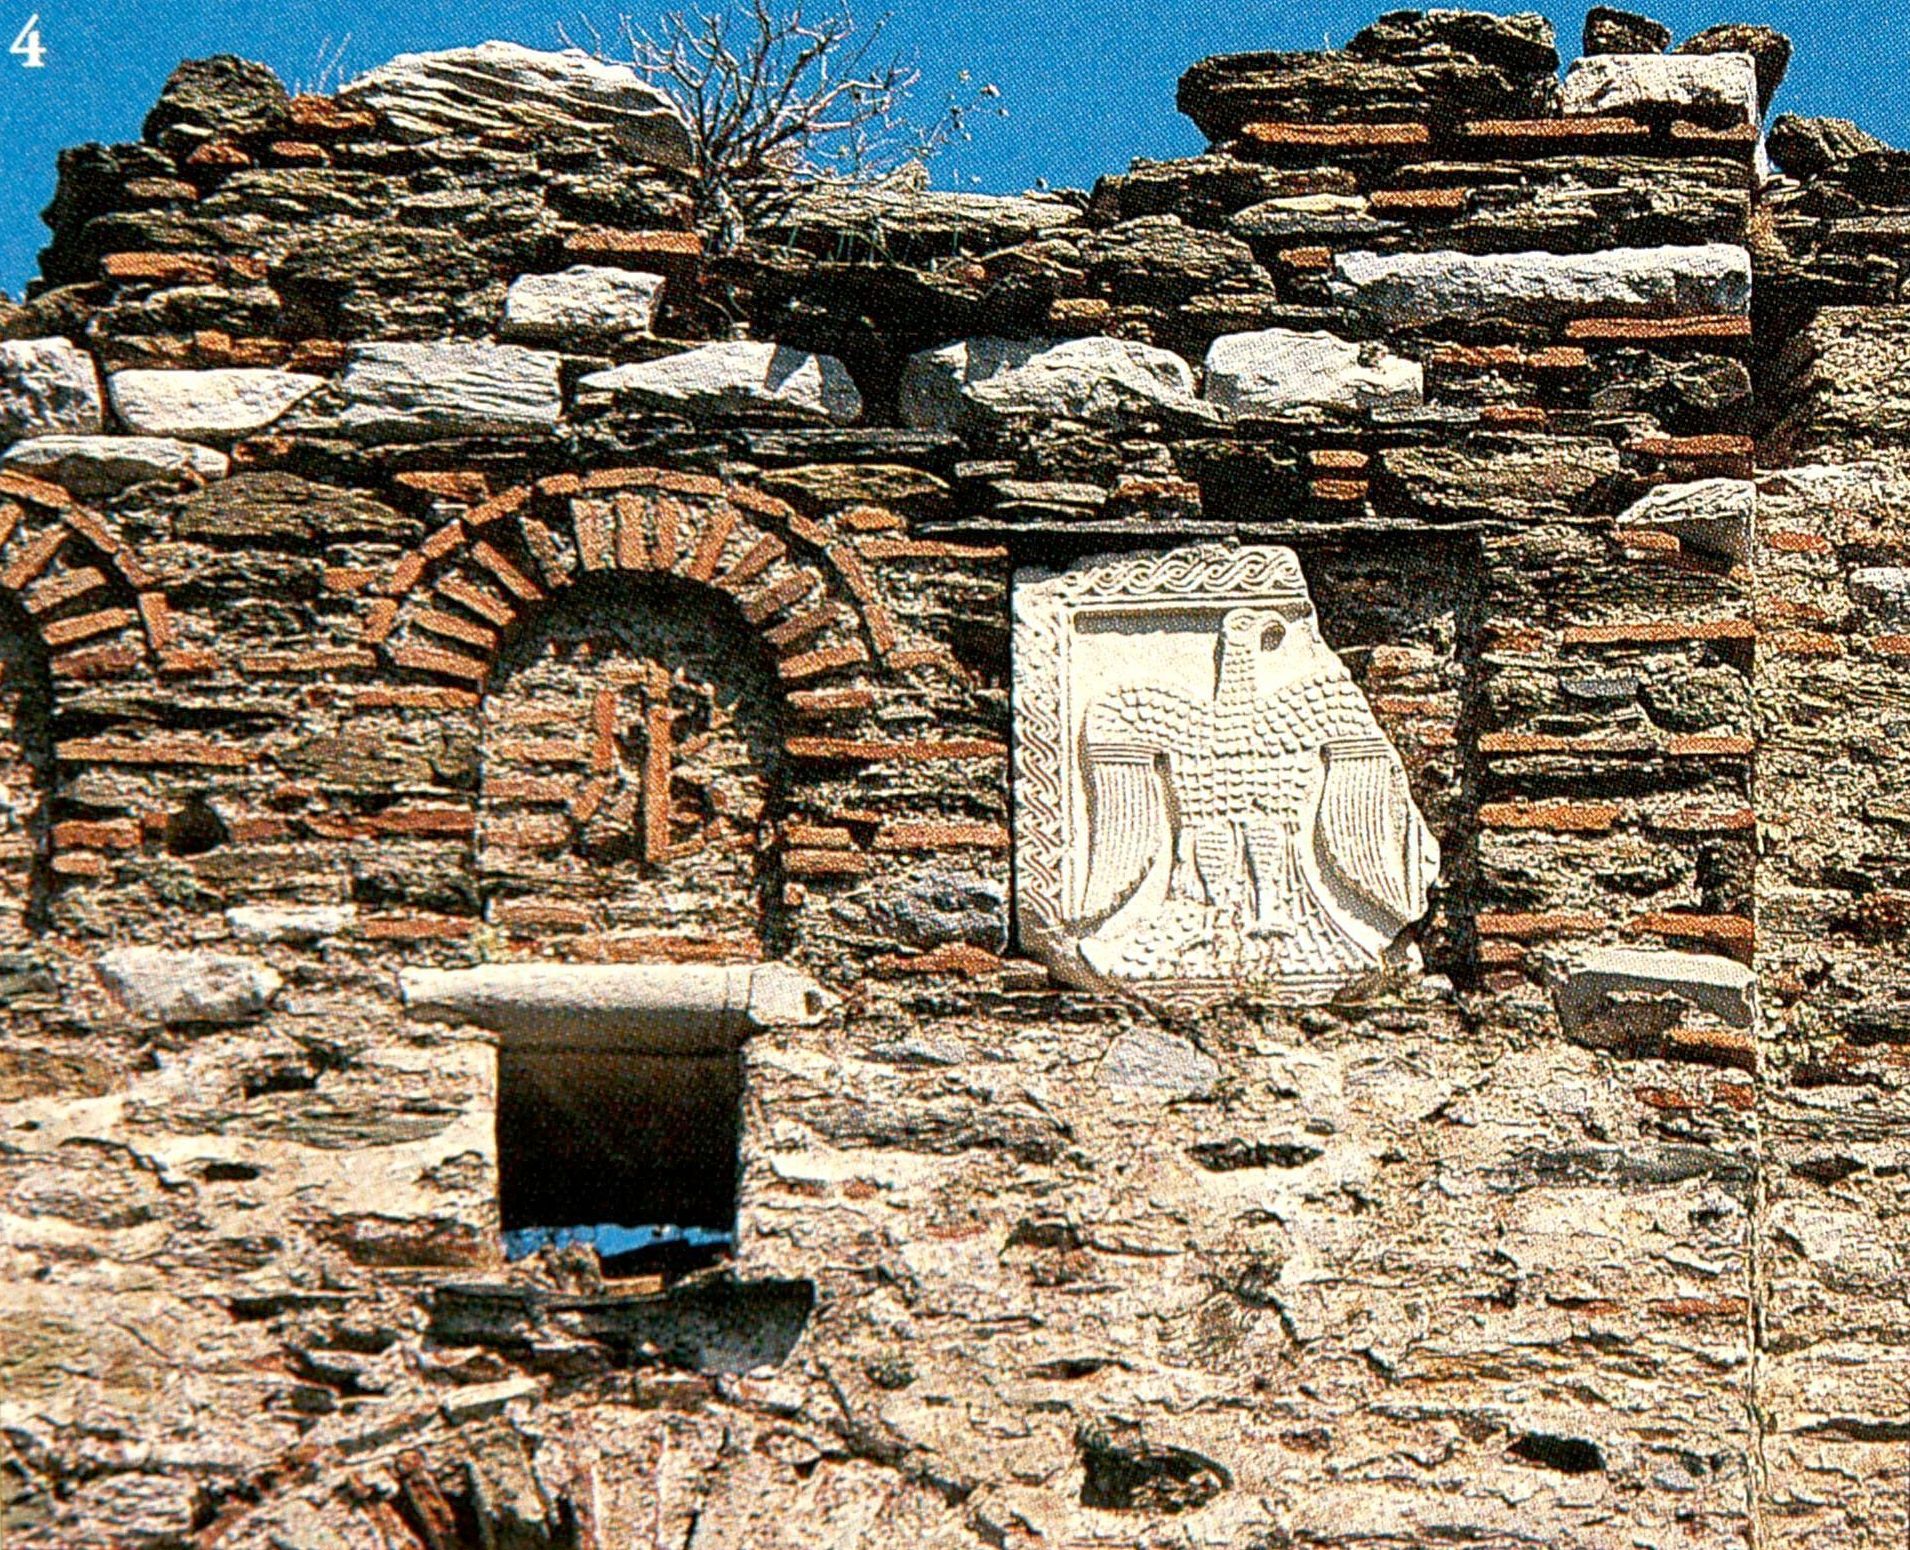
0, 474, 176, 939
354, 467, 905, 959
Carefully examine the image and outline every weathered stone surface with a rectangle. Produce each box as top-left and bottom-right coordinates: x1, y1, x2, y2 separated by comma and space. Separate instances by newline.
900, 336, 1198, 430
1584, 7, 1672, 55
1677, 22, 1792, 115
1098, 1028, 1221, 1096
1615, 478, 1754, 562
1560, 52, 1758, 128
1093, 156, 1359, 226
1, 433, 227, 495
337, 342, 563, 442
341, 42, 694, 168
579, 341, 862, 423
1077, 216, 1268, 305
0, 338, 102, 443
1330, 243, 1752, 326
1015, 544, 1438, 994
107, 367, 323, 439
1848, 566, 1910, 621
1768, 113, 1888, 180
1378, 435, 1624, 520
500, 265, 664, 342
175, 472, 422, 542
1203, 327, 1423, 415
95, 947, 282, 1024
1230, 194, 1401, 245
141, 56, 289, 151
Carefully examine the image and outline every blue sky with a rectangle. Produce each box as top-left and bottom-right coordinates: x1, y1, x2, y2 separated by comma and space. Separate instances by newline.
0, 0, 1900, 294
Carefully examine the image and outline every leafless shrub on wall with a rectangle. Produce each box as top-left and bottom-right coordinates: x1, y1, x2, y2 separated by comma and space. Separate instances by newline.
561, 0, 1002, 247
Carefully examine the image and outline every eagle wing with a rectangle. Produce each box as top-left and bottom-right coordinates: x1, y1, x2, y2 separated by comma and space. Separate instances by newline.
1255, 671, 1438, 931
1076, 685, 1199, 926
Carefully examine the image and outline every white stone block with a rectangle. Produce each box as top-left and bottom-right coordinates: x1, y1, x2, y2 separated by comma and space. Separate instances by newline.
501, 265, 665, 341
107, 368, 325, 440
899, 335, 1198, 431
1202, 327, 1423, 416
1549, 945, 1757, 1041
1615, 478, 1754, 563
0, 338, 103, 443
2, 434, 229, 496
342, 41, 694, 168
1562, 52, 1759, 126
338, 342, 563, 441
225, 904, 356, 943
578, 340, 863, 423
96, 947, 283, 1025
1330, 244, 1752, 327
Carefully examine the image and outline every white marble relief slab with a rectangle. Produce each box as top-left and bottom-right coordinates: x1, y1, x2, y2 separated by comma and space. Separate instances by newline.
1013, 544, 1439, 998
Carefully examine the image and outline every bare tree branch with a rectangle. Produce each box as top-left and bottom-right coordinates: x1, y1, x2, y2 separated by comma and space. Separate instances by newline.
559, 1, 1004, 248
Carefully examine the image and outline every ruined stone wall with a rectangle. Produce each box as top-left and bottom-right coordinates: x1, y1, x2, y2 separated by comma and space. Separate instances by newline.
0, 12, 1901, 1549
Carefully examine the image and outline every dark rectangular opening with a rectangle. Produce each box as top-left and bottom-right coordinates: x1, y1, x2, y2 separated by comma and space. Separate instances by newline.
496, 1046, 740, 1278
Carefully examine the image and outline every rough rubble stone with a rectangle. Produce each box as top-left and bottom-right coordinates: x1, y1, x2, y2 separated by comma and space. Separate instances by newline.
95, 947, 282, 1025
1560, 51, 1759, 127
1077, 216, 1268, 305
768, 179, 1082, 259
0, 338, 102, 443
1176, 49, 1554, 141
1677, 22, 1792, 116
1346, 9, 1560, 74
1330, 243, 1752, 327
175, 472, 424, 542
501, 265, 665, 342
1848, 566, 1910, 621
341, 42, 694, 169
1583, 7, 1672, 55
1767, 114, 1889, 180
1098, 1029, 1222, 1097
1, 433, 228, 495
900, 336, 1198, 430
1203, 327, 1423, 415
579, 341, 863, 423
141, 56, 290, 151
107, 367, 324, 440
337, 342, 564, 442
226, 904, 357, 942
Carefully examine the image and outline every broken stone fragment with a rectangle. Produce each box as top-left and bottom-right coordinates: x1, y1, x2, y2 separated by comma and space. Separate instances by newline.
1345, 9, 1560, 75
1203, 326, 1423, 416
107, 367, 324, 440
337, 341, 564, 442
1330, 244, 1751, 328
1229, 193, 1401, 244
1547, 945, 1757, 1046
400, 961, 838, 1052
340, 41, 694, 169
1676, 22, 1792, 116
1583, 7, 1672, 55
95, 947, 283, 1025
0, 338, 103, 443
1, 433, 228, 495
141, 55, 290, 153
1560, 52, 1759, 128
226, 904, 357, 943
500, 265, 664, 342
578, 341, 863, 423
1614, 478, 1753, 563
899, 335, 1198, 431
441, 1376, 541, 1422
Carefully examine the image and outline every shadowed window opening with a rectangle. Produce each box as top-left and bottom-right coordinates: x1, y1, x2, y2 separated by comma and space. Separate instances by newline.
496, 1045, 741, 1279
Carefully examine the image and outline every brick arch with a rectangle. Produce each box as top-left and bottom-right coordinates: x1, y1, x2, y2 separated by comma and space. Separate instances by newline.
0, 471, 176, 671
354, 468, 906, 734
0, 471, 189, 934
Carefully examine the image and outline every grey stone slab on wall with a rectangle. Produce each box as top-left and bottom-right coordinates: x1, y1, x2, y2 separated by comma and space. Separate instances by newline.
336, 342, 564, 441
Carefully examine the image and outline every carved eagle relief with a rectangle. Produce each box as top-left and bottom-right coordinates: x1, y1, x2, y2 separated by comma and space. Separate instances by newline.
1071, 603, 1439, 987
